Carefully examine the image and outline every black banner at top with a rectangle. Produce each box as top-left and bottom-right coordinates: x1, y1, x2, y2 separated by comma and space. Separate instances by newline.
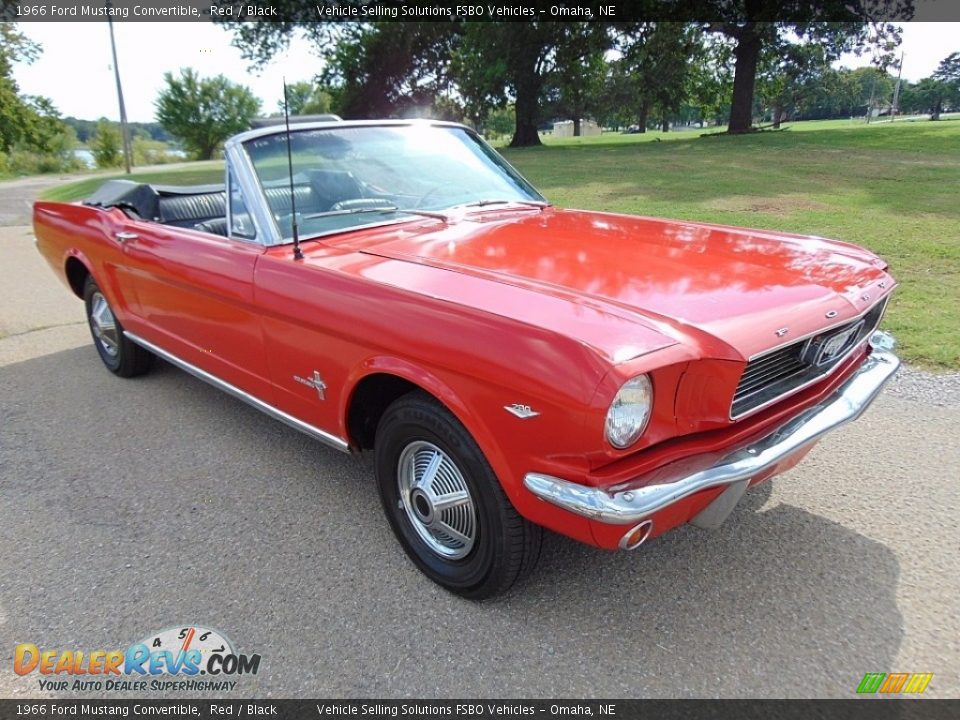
1, 0, 954, 23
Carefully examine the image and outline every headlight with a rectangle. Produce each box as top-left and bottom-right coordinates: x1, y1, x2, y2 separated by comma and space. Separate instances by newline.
605, 374, 653, 449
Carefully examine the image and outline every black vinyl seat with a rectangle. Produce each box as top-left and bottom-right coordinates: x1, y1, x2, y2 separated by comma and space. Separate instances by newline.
193, 218, 229, 237
157, 192, 227, 227
308, 169, 365, 209
263, 186, 318, 215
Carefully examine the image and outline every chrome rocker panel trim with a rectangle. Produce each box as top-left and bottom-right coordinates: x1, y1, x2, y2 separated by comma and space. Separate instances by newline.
124, 331, 351, 453
524, 331, 900, 526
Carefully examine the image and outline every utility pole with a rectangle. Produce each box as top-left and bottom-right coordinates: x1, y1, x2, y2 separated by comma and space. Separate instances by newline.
106, 2, 132, 174
891, 52, 905, 123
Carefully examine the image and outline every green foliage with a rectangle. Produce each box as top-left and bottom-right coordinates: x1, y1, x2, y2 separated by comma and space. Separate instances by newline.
609, 23, 703, 132
90, 120, 123, 168
485, 106, 515, 140
702, 5, 905, 132
757, 43, 831, 125
549, 25, 610, 135
63, 117, 171, 144
132, 135, 177, 165
222, 8, 908, 141
281, 80, 334, 116
0, 23, 82, 175
155, 68, 261, 160
320, 23, 458, 118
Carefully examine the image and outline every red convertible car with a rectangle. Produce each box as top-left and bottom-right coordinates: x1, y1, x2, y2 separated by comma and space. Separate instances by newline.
34, 120, 900, 598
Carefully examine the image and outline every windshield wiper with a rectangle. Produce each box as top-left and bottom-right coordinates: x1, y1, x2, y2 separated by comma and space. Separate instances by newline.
454, 199, 550, 210
302, 206, 449, 222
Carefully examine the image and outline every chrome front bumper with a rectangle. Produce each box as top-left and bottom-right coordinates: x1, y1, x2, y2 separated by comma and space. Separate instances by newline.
523, 332, 900, 527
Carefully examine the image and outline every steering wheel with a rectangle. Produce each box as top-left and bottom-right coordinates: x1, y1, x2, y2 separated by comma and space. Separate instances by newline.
329, 198, 396, 212
414, 184, 447, 209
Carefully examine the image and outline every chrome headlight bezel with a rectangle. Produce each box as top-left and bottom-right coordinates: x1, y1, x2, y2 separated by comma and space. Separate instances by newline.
604, 374, 653, 449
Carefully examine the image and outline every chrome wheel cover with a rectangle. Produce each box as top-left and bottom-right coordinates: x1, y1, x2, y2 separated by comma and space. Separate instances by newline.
397, 440, 477, 559
90, 292, 119, 357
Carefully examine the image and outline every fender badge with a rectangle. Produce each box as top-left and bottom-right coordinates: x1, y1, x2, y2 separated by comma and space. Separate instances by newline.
774, 327, 790, 338
505, 404, 539, 419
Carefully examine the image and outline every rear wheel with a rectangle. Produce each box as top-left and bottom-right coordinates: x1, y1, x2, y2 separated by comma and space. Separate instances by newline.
83, 276, 152, 377
375, 392, 541, 599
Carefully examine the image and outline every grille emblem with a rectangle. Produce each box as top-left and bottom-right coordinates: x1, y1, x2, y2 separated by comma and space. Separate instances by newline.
774, 327, 789, 338
802, 320, 865, 367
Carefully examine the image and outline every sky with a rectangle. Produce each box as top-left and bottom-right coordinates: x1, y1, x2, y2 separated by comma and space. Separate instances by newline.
11, 21, 960, 124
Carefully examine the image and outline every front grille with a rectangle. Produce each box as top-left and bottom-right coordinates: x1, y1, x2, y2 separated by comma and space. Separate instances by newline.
731, 297, 888, 418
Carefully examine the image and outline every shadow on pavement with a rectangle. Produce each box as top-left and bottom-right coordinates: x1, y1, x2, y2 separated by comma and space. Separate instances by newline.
0, 347, 903, 698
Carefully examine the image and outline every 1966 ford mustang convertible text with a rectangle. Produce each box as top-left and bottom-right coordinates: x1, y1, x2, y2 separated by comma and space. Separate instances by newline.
34, 120, 900, 598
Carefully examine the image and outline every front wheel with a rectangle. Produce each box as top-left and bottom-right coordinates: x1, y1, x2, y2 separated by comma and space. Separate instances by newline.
83, 276, 152, 377
375, 392, 542, 599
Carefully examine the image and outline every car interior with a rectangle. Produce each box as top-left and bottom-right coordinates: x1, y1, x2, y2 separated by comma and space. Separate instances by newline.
84, 170, 375, 239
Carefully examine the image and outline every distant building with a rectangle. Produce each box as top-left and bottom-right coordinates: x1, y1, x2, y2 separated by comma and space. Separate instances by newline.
551, 120, 601, 138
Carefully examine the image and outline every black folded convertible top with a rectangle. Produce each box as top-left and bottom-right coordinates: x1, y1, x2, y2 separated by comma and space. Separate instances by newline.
84, 179, 226, 221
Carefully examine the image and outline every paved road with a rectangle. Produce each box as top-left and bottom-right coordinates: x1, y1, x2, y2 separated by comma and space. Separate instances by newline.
1, 180, 957, 699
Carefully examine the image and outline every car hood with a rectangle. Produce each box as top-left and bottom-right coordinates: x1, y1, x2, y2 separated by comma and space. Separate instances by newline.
333, 207, 895, 360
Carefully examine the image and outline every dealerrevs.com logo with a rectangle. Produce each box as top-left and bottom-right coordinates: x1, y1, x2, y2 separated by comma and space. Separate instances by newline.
14, 626, 261, 692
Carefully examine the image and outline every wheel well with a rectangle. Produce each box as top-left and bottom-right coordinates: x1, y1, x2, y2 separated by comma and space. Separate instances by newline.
64, 257, 89, 298
347, 373, 422, 450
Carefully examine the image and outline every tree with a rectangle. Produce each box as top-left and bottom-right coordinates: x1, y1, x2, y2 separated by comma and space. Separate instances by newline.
0, 24, 79, 174
90, 120, 123, 168
702, 2, 908, 133
321, 23, 458, 119
933, 52, 960, 87
911, 78, 948, 120
281, 80, 333, 116
607, 23, 701, 133
757, 42, 830, 127
688, 35, 735, 126
551, 25, 610, 136
155, 68, 260, 160
452, 23, 610, 147
931, 51, 960, 116
0, 24, 41, 153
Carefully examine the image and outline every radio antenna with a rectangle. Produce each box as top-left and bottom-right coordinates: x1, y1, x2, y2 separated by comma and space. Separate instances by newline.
283, 78, 303, 261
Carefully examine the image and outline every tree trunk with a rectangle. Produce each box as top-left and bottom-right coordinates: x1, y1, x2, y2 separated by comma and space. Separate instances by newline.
660, 116, 669, 132
637, 101, 649, 133
573, 117, 581, 137
728, 31, 763, 134
772, 102, 784, 129
932, 100, 942, 121
510, 74, 542, 147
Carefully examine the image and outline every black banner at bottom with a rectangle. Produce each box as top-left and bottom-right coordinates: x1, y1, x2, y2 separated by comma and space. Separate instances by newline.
1, 700, 959, 720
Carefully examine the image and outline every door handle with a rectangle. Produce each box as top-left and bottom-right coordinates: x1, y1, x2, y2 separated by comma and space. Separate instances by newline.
114, 231, 139, 243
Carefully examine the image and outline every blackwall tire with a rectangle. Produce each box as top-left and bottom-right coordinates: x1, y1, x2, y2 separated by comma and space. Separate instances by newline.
83, 276, 152, 378
375, 392, 542, 599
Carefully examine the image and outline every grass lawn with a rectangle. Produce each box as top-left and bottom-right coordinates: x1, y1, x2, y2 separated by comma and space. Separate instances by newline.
503, 118, 960, 369
39, 118, 960, 368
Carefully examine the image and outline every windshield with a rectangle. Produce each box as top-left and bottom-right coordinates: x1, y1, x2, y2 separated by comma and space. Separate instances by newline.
242, 124, 546, 241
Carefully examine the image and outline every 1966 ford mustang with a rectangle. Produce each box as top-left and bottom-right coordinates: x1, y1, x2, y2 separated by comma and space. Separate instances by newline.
34, 119, 900, 598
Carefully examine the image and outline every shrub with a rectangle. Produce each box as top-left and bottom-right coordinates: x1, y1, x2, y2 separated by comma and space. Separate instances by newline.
90, 120, 123, 168
132, 136, 178, 165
